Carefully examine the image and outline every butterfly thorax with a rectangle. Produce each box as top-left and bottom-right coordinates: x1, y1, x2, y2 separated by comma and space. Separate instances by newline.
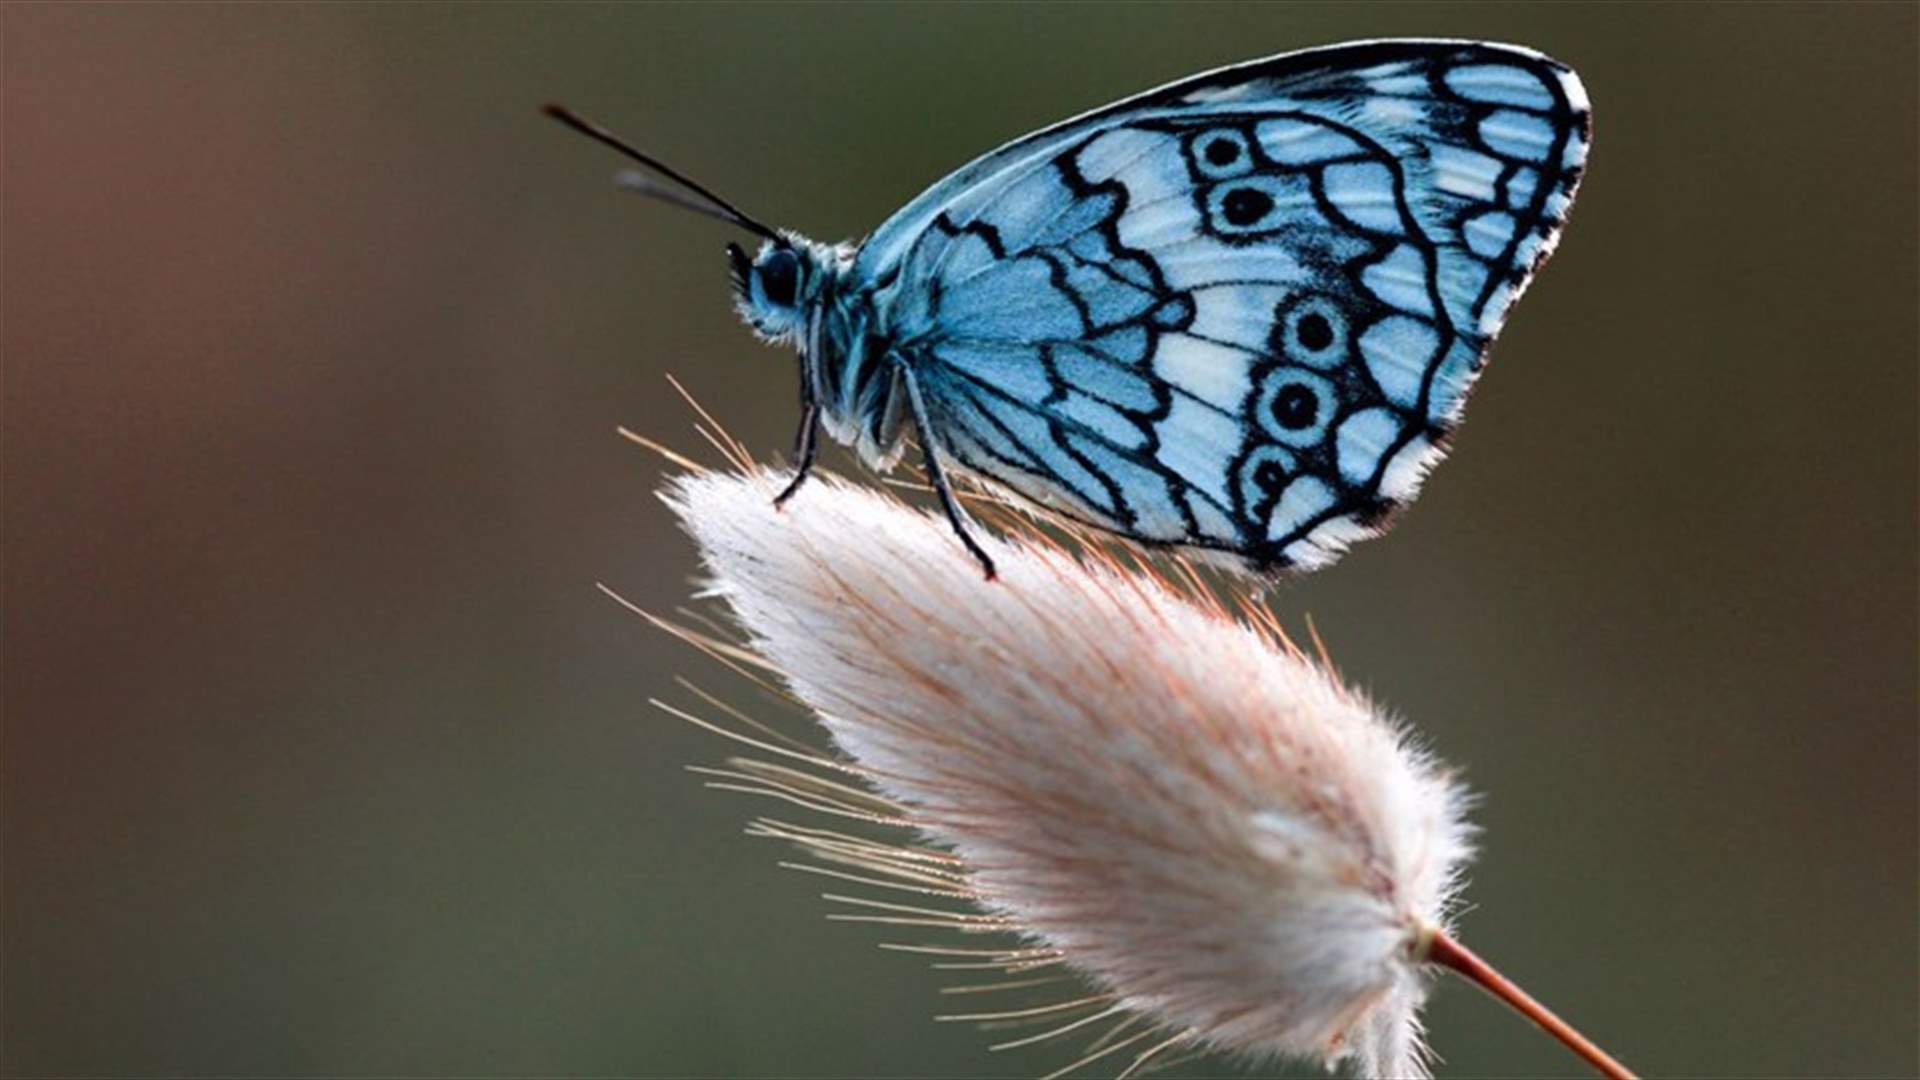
811, 288, 913, 472
732, 234, 909, 469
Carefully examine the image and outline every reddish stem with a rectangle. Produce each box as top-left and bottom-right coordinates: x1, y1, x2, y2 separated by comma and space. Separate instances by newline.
1423, 928, 1638, 1080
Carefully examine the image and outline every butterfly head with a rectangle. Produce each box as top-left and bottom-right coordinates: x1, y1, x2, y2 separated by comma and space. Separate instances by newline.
728, 236, 835, 344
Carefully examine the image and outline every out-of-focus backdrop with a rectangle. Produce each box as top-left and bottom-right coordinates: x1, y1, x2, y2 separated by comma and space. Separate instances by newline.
6, 4, 1915, 1077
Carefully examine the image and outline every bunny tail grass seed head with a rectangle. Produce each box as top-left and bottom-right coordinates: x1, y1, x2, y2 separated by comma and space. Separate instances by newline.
659, 468, 1473, 1078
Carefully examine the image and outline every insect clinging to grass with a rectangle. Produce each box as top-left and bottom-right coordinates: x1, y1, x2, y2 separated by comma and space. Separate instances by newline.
548, 38, 1589, 579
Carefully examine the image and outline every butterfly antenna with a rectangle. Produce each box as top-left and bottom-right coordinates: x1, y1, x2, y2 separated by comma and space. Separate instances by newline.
542, 102, 781, 242
613, 169, 735, 221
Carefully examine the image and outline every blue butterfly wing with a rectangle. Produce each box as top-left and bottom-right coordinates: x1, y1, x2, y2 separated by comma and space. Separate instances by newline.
860, 40, 1590, 570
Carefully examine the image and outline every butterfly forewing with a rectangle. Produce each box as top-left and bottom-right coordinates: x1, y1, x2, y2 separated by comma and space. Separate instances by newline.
861, 40, 1589, 572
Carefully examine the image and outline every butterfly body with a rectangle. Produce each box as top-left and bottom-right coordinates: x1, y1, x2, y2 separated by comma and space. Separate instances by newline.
649, 39, 1590, 576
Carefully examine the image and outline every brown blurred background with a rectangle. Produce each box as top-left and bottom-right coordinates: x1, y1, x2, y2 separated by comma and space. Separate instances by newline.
5, 4, 1915, 1077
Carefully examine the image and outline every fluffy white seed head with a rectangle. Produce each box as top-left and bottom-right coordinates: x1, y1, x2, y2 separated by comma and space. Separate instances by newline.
664, 469, 1473, 1078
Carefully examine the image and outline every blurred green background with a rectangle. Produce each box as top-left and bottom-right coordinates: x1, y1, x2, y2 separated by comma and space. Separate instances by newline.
5, 3, 1915, 1077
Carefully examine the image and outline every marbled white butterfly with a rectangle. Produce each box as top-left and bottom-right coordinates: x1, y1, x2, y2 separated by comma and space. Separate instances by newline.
550, 39, 1590, 578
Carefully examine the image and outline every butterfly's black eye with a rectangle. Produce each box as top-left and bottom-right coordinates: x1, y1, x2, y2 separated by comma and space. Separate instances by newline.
758, 248, 799, 307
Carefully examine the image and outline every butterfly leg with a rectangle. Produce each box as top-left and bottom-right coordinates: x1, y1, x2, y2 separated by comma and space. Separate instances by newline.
773, 354, 820, 508
895, 357, 997, 581
772, 401, 819, 508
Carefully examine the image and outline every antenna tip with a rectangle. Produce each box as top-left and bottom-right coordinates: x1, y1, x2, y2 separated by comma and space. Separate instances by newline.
541, 102, 575, 123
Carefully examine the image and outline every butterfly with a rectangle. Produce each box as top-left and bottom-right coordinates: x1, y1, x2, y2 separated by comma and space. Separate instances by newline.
548, 38, 1590, 579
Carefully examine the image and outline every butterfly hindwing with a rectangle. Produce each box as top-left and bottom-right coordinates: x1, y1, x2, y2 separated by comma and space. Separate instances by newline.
865, 40, 1589, 571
